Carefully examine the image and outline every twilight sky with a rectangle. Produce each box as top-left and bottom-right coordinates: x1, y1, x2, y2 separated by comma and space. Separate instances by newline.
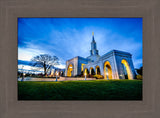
18, 18, 142, 70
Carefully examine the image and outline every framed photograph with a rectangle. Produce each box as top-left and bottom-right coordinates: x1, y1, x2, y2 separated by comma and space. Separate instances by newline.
17, 18, 142, 100
0, 0, 160, 118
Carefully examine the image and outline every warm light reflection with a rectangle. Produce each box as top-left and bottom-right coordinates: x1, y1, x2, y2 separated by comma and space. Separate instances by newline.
56, 71, 59, 76
84, 68, 89, 76
95, 66, 101, 75
104, 61, 112, 79
50, 69, 54, 77
121, 59, 133, 79
81, 63, 85, 71
90, 67, 94, 75
67, 64, 73, 77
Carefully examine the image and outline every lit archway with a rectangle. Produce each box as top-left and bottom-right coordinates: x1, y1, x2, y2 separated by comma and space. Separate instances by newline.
84, 68, 89, 76
55, 71, 60, 76
90, 67, 95, 75
81, 63, 85, 72
60, 71, 64, 76
121, 59, 133, 79
67, 64, 73, 77
50, 69, 54, 77
104, 61, 112, 79
95, 66, 101, 75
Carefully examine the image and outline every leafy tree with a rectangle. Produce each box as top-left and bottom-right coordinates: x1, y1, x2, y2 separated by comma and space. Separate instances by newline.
31, 54, 59, 76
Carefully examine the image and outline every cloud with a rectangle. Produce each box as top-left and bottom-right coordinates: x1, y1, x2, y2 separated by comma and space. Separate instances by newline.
18, 18, 142, 69
18, 47, 48, 61
133, 59, 143, 69
18, 64, 44, 72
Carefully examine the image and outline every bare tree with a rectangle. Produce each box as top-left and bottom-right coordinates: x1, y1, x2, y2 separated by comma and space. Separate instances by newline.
31, 54, 59, 76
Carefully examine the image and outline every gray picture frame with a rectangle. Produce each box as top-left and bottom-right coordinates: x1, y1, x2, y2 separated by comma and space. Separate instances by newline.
0, 0, 160, 118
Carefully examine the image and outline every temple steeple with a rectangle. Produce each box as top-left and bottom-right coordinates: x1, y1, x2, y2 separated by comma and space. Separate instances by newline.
90, 32, 99, 56
92, 32, 95, 42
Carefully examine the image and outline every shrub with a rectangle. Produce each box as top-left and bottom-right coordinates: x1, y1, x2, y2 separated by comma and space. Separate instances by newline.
93, 75, 104, 79
75, 75, 83, 78
87, 74, 94, 78
136, 75, 142, 80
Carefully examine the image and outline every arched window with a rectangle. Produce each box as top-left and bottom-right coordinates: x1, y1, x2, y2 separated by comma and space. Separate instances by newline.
67, 64, 73, 77
84, 68, 89, 76
90, 67, 95, 75
121, 59, 133, 79
95, 66, 101, 75
104, 61, 112, 79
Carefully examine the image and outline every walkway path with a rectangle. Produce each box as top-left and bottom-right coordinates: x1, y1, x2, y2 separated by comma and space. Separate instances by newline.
18, 77, 96, 82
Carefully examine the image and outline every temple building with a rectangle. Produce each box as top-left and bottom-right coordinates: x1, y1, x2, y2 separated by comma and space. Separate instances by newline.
65, 33, 136, 80
48, 67, 65, 77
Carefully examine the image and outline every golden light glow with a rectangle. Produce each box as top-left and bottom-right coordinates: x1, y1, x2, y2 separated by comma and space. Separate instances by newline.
67, 64, 73, 77
49, 70, 54, 77
55, 71, 60, 76
56, 71, 59, 76
121, 59, 133, 80
92, 32, 94, 36
104, 61, 112, 79
95, 66, 100, 75
84, 68, 89, 76
90, 67, 94, 75
81, 63, 85, 71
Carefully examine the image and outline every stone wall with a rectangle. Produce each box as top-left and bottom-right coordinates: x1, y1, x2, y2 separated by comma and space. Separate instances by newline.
115, 52, 136, 79
65, 56, 89, 76
65, 50, 136, 80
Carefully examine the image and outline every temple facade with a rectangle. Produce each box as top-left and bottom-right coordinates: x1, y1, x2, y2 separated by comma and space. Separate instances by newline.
65, 33, 136, 80
48, 67, 65, 77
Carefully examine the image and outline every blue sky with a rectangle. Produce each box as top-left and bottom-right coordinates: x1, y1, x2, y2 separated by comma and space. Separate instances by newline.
18, 18, 142, 70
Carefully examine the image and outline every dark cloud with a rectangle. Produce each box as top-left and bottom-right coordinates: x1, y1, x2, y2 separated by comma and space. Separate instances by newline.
18, 60, 32, 65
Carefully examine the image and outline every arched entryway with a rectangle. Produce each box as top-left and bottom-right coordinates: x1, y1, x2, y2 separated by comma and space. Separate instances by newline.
95, 66, 101, 75
104, 61, 112, 79
60, 71, 64, 76
121, 59, 133, 79
84, 68, 89, 76
90, 67, 95, 75
50, 69, 54, 77
55, 71, 60, 76
67, 64, 73, 77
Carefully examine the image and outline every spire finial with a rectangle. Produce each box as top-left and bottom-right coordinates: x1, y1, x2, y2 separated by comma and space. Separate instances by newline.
92, 32, 95, 42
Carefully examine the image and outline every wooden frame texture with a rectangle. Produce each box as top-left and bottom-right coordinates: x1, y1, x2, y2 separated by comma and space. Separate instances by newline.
0, 0, 160, 118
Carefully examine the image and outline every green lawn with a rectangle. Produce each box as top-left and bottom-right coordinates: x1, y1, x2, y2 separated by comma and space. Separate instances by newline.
18, 80, 142, 100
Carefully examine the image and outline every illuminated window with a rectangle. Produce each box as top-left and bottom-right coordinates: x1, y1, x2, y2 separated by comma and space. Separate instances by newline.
104, 61, 112, 79
67, 64, 73, 77
95, 66, 101, 75
121, 59, 133, 79
81, 63, 85, 71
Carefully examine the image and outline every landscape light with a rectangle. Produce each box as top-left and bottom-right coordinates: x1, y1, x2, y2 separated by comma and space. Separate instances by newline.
84, 72, 87, 80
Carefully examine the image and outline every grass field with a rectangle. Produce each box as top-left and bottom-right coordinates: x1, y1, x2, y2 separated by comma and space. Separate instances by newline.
18, 80, 142, 100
